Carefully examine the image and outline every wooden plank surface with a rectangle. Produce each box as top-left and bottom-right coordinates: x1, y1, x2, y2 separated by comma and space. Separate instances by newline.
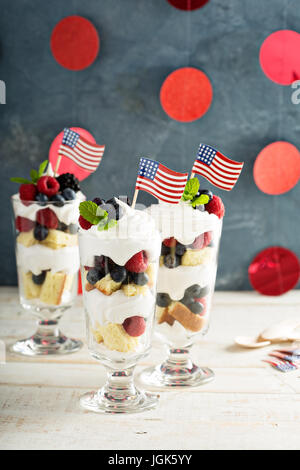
0, 287, 300, 450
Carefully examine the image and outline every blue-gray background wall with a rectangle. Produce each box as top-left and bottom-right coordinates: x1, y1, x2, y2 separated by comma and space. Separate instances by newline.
0, 0, 299, 289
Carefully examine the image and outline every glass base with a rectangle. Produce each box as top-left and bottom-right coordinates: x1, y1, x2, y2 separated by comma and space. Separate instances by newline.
139, 348, 215, 388
80, 389, 159, 414
10, 329, 82, 356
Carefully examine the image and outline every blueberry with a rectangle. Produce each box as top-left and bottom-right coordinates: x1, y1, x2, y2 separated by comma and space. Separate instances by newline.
110, 265, 127, 283
156, 293, 172, 308
122, 271, 132, 285
118, 196, 131, 207
163, 254, 181, 269
94, 255, 113, 274
185, 284, 202, 298
196, 205, 205, 212
199, 285, 210, 297
51, 194, 65, 207
131, 272, 149, 286
161, 244, 170, 256
35, 193, 48, 206
197, 189, 213, 202
102, 197, 123, 220
33, 223, 49, 241
92, 197, 105, 206
68, 223, 78, 234
188, 301, 204, 314
87, 268, 104, 285
32, 271, 47, 285
62, 188, 76, 200
175, 243, 186, 256
57, 221, 68, 232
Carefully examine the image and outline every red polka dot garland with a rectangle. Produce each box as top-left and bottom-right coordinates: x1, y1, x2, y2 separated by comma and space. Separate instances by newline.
167, 0, 210, 10
253, 141, 300, 195
160, 67, 213, 122
249, 247, 300, 296
49, 127, 96, 181
259, 30, 300, 85
51, 16, 100, 71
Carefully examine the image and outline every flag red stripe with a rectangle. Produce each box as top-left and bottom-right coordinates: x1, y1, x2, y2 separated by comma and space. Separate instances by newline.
193, 164, 234, 189
215, 151, 244, 169
136, 178, 182, 202
154, 174, 187, 191
136, 183, 181, 203
59, 148, 99, 171
158, 164, 188, 180
136, 177, 183, 198
60, 145, 102, 165
195, 170, 234, 191
77, 139, 105, 156
78, 136, 105, 152
194, 161, 238, 182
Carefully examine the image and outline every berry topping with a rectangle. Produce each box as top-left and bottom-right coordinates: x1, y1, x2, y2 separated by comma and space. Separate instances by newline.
35, 193, 49, 206
161, 244, 171, 256
156, 293, 172, 308
194, 297, 207, 316
192, 234, 205, 250
33, 224, 49, 241
125, 251, 148, 273
101, 197, 123, 221
15, 216, 35, 232
56, 173, 80, 192
123, 316, 146, 337
32, 271, 47, 285
196, 189, 213, 202
51, 194, 65, 207
37, 176, 60, 197
36, 208, 59, 229
68, 223, 78, 234
57, 221, 68, 232
163, 254, 181, 269
205, 195, 225, 219
185, 284, 202, 298
130, 272, 149, 286
79, 215, 92, 230
163, 237, 177, 247
110, 265, 127, 283
188, 301, 204, 314
92, 197, 105, 206
175, 242, 186, 256
87, 268, 104, 285
62, 188, 76, 200
19, 183, 37, 204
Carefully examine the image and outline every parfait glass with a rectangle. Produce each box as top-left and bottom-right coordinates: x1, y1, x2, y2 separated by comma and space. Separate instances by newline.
78, 203, 161, 414
140, 202, 222, 387
11, 195, 82, 356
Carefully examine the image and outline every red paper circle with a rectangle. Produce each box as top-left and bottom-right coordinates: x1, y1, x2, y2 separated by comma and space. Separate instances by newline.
249, 247, 300, 296
49, 127, 96, 181
254, 141, 300, 195
259, 30, 300, 85
160, 67, 213, 122
167, 0, 210, 10
51, 16, 100, 71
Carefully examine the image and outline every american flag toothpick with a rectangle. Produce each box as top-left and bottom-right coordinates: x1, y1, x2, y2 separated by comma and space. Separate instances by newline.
191, 143, 244, 191
132, 157, 188, 208
55, 128, 105, 176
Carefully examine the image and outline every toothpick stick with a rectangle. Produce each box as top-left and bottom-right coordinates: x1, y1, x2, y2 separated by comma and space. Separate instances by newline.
190, 172, 195, 179
131, 189, 139, 209
54, 155, 62, 176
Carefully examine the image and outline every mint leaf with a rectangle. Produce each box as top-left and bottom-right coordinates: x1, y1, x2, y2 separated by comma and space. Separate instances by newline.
96, 206, 108, 219
182, 178, 199, 202
97, 217, 118, 231
191, 194, 210, 207
38, 160, 48, 177
10, 177, 32, 184
79, 201, 101, 225
30, 169, 39, 183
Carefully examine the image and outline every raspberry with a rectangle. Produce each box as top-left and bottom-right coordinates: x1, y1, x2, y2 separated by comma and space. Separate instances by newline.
123, 316, 146, 337
192, 234, 204, 249
205, 195, 225, 219
15, 216, 35, 232
19, 183, 37, 205
79, 215, 92, 230
37, 176, 60, 197
36, 208, 58, 229
125, 251, 148, 273
163, 237, 177, 247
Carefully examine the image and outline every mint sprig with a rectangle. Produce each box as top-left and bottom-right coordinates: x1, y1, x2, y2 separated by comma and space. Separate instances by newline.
181, 177, 210, 208
11, 159, 49, 185
79, 201, 106, 225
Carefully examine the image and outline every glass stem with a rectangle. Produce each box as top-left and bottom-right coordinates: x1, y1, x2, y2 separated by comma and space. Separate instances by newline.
99, 366, 138, 405
160, 348, 197, 379
34, 319, 62, 346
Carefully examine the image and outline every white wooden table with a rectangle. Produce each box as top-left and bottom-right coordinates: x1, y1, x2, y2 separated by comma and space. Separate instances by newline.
0, 287, 300, 450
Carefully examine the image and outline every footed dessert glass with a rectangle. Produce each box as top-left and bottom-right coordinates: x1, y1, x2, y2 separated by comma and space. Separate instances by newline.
140, 201, 222, 388
11, 195, 82, 356
78, 199, 161, 414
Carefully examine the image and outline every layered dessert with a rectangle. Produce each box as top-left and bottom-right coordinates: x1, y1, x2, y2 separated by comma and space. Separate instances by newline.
12, 161, 84, 309
78, 197, 161, 358
148, 178, 224, 346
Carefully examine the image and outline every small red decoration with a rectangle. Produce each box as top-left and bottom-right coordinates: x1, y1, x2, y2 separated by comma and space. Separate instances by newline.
167, 0, 210, 10
249, 247, 300, 296
160, 67, 213, 122
259, 30, 300, 85
253, 141, 300, 195
49, 127, 96, 180
51, 16, 100, 71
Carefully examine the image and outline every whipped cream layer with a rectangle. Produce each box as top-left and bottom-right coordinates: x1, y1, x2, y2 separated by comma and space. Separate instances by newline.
13, 191, 85, 226
157, 263, 217, 300
148, 200, 221, 245
79, 200, 161, 267
154, 317, 209, 347
84, 288, 156, 325
16, 243, 80, 275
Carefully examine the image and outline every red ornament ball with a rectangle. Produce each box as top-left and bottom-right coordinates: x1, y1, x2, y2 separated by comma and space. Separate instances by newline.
167, 0, 210, 10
